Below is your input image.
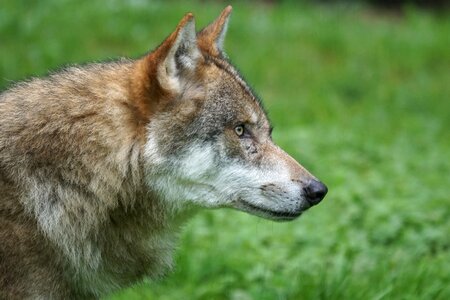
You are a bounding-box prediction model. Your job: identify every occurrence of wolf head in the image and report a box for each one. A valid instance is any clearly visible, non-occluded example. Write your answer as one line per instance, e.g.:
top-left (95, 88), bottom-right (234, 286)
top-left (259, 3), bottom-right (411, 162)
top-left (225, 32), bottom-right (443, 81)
top-left (136, 7), bottom-right (327, 221)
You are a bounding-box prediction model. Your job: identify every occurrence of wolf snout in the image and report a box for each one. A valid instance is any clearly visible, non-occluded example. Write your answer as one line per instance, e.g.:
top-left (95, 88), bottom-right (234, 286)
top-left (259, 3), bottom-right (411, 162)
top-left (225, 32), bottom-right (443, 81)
top-left (303, 180), bottom-right (328, 206)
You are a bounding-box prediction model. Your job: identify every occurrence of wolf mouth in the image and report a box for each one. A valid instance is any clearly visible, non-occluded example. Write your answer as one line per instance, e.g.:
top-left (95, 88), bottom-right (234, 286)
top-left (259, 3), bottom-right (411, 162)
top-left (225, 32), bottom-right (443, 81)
top-left (239, 199), bottom-right (303, 220)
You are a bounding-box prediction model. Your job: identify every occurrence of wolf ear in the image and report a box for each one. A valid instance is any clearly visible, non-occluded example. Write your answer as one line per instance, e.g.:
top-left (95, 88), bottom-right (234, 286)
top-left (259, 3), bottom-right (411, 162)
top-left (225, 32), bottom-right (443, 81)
top-left (145, 13), bottom-right (201, 93)
top-left (197, 6), bottom-right (232, 57)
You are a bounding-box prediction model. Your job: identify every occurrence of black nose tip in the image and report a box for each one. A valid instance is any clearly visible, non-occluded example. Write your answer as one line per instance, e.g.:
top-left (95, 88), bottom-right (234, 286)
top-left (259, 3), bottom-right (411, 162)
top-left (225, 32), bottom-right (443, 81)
top-left (304, 180), bottom-right (328, 205)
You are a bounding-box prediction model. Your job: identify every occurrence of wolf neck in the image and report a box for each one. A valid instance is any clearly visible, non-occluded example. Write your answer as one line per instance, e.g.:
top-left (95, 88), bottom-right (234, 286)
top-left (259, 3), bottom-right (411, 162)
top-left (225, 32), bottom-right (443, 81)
top-left (59, 172), bottom-right (199, 297)
top-left (69, 190), bottom-right (186, 297)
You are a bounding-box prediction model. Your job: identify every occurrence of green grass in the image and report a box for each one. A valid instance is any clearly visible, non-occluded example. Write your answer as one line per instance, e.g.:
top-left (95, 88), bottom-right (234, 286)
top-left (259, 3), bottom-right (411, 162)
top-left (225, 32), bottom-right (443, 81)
top-left (1, 1), bottom-right (449, 299)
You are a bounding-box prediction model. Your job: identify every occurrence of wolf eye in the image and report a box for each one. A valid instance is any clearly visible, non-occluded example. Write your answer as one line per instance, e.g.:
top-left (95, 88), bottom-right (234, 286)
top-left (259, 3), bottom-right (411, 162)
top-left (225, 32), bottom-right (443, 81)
top-left (234, 125), bottom-right (244, 137)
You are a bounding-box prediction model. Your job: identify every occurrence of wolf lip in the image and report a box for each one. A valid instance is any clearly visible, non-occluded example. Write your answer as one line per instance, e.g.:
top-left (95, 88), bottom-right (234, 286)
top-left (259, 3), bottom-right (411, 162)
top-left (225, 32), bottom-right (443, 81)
top-left (239, 200), bottom-right (302, 220)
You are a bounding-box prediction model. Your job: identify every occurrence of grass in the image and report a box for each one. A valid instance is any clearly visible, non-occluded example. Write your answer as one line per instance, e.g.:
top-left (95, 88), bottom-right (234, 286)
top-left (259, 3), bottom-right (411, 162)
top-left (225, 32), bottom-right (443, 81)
top-left (1, 1), bottom-right (449, 299)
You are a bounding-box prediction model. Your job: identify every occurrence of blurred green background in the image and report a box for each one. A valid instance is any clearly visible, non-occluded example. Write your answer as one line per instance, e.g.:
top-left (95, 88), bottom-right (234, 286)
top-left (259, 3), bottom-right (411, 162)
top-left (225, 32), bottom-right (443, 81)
top-left (1, 1), bottom-right (449, 299)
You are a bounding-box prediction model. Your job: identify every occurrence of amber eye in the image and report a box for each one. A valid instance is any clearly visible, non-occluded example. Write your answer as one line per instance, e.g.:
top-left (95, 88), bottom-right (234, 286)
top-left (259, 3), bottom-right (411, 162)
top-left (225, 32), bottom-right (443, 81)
top-left (234, 125), bottom-right (244, 137)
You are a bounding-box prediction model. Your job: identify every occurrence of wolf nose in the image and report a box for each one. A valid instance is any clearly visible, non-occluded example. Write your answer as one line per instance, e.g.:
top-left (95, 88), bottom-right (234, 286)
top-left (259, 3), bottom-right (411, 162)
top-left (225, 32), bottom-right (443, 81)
top-left (304, 180), bottom-right (328, 205)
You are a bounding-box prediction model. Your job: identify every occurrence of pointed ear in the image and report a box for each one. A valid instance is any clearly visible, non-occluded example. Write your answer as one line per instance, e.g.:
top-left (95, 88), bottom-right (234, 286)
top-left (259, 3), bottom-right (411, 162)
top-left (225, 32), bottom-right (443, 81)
top-left (197, 6), bottom-right (232, 57)
top-left (145, 13), bottom-right (201, 94)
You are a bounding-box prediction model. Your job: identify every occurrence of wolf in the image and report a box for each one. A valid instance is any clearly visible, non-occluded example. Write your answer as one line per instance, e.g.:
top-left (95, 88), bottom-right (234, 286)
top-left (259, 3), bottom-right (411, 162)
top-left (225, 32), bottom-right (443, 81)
top-left (0, 6), bottom-right (327, 299)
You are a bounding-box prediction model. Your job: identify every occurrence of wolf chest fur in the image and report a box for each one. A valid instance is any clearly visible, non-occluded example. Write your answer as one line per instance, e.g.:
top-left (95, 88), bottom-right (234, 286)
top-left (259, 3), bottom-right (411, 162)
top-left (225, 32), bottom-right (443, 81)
top-left (0, 6), bottom-right (327, 299)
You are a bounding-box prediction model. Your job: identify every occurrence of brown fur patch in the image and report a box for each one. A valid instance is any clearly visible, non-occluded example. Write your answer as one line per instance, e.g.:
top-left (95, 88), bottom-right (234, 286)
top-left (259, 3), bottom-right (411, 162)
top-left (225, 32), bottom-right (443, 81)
top-left (197, 6), bottom-right (232, 56)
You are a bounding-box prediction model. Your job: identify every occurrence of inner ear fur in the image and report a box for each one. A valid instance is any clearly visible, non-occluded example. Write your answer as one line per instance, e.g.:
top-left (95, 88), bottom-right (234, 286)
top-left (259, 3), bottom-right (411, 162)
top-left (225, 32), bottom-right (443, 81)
top-left (152, 13), bottom-right (201, 93)
top-left (130, 13), bottom-right (203, 119)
